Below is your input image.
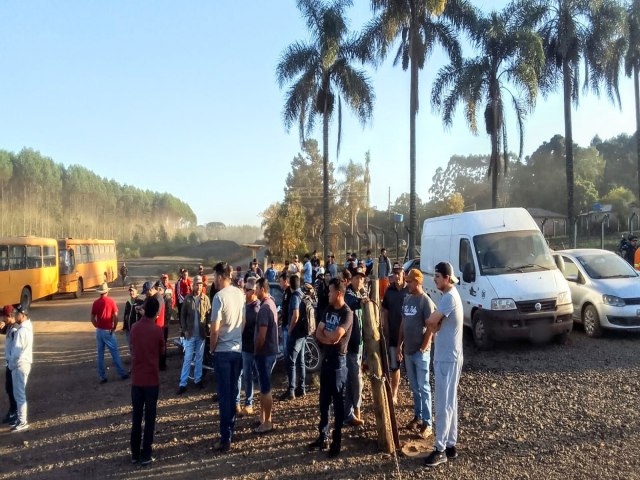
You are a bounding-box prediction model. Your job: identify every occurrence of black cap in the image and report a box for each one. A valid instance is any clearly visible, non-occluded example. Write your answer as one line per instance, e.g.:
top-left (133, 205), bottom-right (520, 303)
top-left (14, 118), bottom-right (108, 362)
top-left (15, 305), bottom-right (28, 315)
top-left (630, 235), bottom-right (638, 241)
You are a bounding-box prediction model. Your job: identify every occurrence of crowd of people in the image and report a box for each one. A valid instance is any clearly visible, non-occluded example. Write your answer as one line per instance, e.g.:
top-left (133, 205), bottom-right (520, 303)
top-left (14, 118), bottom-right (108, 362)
top-left (1, 248), bottom-right (464, 470)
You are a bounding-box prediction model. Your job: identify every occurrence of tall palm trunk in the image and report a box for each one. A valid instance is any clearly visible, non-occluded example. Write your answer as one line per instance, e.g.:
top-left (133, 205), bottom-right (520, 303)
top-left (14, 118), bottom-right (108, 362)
top-left (408, 13), bottom-right (419, 259)
top-left (635, 65), bottom-right (640, 203)
top-left (490, 80), bottom-right (500, 208)
top-left (562, 59), bottom-right (576, 244)
top-left (322, 92), bottom-right (330, 261)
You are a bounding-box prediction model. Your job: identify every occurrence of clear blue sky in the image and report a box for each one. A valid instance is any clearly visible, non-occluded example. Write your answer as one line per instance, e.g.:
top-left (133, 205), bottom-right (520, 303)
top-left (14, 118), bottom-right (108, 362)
top-left (0, 1), bottom-right (635, 227)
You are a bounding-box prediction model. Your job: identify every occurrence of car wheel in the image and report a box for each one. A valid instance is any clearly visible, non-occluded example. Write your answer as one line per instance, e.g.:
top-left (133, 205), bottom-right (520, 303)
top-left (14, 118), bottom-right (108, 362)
top-left (304, 336), bottom-right (322, 373)
top-left (582, 304), bottom-right (603, 338)
top-left (472, 310), bottom-right (494, 350)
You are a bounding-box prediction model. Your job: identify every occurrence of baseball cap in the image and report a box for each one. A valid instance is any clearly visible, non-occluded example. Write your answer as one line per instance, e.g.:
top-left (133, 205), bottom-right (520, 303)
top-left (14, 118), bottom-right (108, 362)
top-left (142, 281), bottom-right (152, 294)
top-left (244, 277), bottom-right (257, 291)
top-left (434, 262), bottom-right (459, 284)
top-left (392, 262), bottom-right (403, 272)
top-left (153, 280), bottom-right (163, 290)
top-left (353, 267), bottom-right (366, 278)
top-left (15, 305), bottom-right (28, 316)
top-left (2, 305), bottom-right (15, 316)
top-left (316, 267), bottom-right (325, 278)
top-left (406, 268), bottom-right (423, 284)
top-left (161, 273), bottom-right (168, 279)
top-left (193, 275), bottom-right (203, 285)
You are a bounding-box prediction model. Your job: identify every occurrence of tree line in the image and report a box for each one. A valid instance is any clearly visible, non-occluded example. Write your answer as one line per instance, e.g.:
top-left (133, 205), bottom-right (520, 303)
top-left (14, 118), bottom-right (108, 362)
top-left (277, 0), bottom-right (640, 259)
top-left (0, 147), bottom-right (196, 243)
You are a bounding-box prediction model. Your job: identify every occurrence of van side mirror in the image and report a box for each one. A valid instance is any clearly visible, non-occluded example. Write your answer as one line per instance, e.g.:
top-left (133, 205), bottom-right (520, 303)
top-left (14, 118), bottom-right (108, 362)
top-left (462, 262), bottom-right (475, 283)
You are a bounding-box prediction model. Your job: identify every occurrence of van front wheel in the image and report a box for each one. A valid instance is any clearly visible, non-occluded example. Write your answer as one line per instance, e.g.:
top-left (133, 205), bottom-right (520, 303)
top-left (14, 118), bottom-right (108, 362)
top-left (472, 311), bottom-right (494, 350)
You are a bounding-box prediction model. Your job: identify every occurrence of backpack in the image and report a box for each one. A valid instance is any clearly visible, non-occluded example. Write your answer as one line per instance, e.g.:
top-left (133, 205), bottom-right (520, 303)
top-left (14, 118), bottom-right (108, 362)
top-left (295, 289), bottom-right (317, 336)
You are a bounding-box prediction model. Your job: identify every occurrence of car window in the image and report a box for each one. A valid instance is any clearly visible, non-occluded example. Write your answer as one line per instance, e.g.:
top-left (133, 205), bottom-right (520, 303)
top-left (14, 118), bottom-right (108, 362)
top-left (561, 256), bottom-right (579, 279)
top-left (576, 253), bottom-right (638, 279)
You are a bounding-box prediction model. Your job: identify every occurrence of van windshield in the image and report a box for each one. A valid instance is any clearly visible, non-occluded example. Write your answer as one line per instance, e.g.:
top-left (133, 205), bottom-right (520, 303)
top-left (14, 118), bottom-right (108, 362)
top-left (474, 230), bottom-right (556, 275)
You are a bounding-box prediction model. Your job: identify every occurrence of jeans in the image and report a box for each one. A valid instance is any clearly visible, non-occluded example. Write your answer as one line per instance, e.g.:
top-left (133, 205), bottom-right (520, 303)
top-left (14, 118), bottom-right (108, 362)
top-left (5, 366), bottom-right (17, 414)
top-left (255, 354), bottom-right (276, 394)
top-left (318, 356), bottom-right (347, 443)
top-left (345, 346), bottom-right (363, 421)
top-left (213, 351), bottom-right (242, 444)
top-left (96, 329), bottom-right (127, 380)
top-left (404, 349), bottom-right (432, 425)
top-left (12, 364), bottom-right (30, 424)
top-left (434, 360), bottom-right (463, 451)
top-left (286, 335), bottom-right (306, 395)
top-left (281, 328), bottom-right (289, 357)
top-left (179, 336), bottom-right (205, 387)
top-left (131, 385), bottom-right (159, 461)
top-left (159, 326), bottom-right (168, 369)
top-left (240, 351), bottom-right (255, 406)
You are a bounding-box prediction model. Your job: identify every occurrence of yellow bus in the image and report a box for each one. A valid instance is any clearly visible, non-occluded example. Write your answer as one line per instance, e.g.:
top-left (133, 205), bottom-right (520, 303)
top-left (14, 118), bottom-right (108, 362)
top-left (0, 237), bottom-right (59, 309)
top-left (57, 239), bottom-right (118, 297)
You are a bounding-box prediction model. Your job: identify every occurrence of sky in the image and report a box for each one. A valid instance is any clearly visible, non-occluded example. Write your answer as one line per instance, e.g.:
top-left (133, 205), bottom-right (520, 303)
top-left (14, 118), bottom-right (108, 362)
top-left (0, 0), bottom-right (636, 228)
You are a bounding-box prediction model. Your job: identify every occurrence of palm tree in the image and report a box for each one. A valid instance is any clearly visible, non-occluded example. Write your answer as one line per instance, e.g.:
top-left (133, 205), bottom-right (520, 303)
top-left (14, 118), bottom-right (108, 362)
top-left (277, 0), bottom-right (374, 261)
top-left (431, 1), bottom-right (546, 207)
top-left (625, 0), bottom-right (640, 201)
top-left (338, 158), bottom-right (367, 245)
top-left (360, 0), bottom-right (473, 257)
top-left (539, 0), bottom-right (626, 241)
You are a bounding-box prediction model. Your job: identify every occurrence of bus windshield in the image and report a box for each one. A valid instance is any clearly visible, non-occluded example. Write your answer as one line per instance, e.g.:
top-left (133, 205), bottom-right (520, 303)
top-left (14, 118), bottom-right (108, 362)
top-left (474, 230), bottom-right (556, 275)
top-left (58, 249), bottom-right (75, 275)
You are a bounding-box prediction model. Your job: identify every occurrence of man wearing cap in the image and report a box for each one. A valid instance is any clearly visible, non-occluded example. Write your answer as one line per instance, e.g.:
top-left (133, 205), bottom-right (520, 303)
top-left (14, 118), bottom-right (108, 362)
top-left (315, 268), bottom-right (329, 316)
top-left (1, 306), bottom-right (18, 424)
top-left (198, 265), bottom-right (209, 295)
top-left (129, 297), bottom-right (165, 466)
top-left (381, 262), bottom-right (409, 404)
top-left (279, 271), bottom-right (292, 357)
top-left (238, 277), bottom-right (260, 416)
top-left (397, 268), bottom-right (436, 439)
top-left (280, 274), bottom-right (306, 400)
top-left (160, 274), bottom-right (176, 339)
top-left (7, 306), bottom-right (32, 432)
top-left (209, 262), bottom-right (245, 453)
top-left (343, 267), bottom-right (368, 426)
top-left (177, 275), bottom-right (211, 394)
top-left (378, 248), bottom-right (392, 300)
top-left (264, 260), bottom-right (278, 283)
top-left (91, 283), bottom-right (129, 383)
top-left (123, 285), bottom-right (143, 355)
top-left (424, 262), bottom-right (464, 468)
top-left (175, 269), bottom-right (193, 319)
top-left (364, 250), bottom-right (374, 277)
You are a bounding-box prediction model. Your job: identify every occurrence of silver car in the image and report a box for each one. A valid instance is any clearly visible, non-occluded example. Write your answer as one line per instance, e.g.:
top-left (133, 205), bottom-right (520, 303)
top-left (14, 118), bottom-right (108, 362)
top-left (554, 249), bottom-right (640, 337)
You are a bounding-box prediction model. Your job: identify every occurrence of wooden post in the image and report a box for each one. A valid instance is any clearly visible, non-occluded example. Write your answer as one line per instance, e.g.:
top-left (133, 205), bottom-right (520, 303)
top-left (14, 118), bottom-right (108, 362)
top-left (362, 279), bottom-right (395, 453)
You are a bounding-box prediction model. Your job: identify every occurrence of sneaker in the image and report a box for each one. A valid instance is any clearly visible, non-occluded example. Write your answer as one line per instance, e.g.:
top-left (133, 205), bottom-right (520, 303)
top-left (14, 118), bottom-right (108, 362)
top-left (99, 378), bottom-right (108, 384)
top-left (424, 449), bottom-right (447, 468)
top-left (327, 441), bottom-right (341, 458)
top-left (445, 445), bottom-right (458, 459)
top-left (2, 411), bottom-right (17, 424)
top-left (405, 416), bottom-right (420, 430)
top-left (295, 387), bottom-right (306, 398)
top-left (278, 391), bottom-right (295, 401)
top-left (10, 422), bottom-right (29, 432)
top-left (140, 456), bottom-right (155, 466)
top-left (307, 436), bottom-right (329, 451)
top-left (131, 456), bottom-right (139, 465)
top-left (254, 421), bottom-right (274, 434)
top-left (176, 386), bottom-right (187, 395)
top-left (418, 423), bottom-right (433, 438)
top-left (240, 405), bottom-right (254, 416)
top-left (214, 441), bottom-right (231, 453)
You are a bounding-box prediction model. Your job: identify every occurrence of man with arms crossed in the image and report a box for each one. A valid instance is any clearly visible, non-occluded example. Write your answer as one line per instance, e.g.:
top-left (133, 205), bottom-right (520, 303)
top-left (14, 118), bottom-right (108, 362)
top-left (424, 262), bottom-right (464, 468)
top-left (307, 278), bottom-right (353, 458)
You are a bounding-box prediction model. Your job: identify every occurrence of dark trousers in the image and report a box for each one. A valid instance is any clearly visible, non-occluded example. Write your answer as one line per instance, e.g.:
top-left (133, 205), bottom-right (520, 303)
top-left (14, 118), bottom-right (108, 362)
top-left (131, 385), bottom-right (159, 461)
top-left (159, 326), bottom-right (168, 369)
top-left (286, 335), bottom-right (306, 395)
top-left (318, 356), bottom-right (347, 444)
top-left (5, 366), bottom-right (17, 413)
top-left (213, 351), bottom-right (242, 444)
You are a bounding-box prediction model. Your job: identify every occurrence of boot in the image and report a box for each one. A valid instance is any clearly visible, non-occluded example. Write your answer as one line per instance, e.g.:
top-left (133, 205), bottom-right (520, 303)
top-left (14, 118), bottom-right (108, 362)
top-left (328, 429), bottom-right (341, 458)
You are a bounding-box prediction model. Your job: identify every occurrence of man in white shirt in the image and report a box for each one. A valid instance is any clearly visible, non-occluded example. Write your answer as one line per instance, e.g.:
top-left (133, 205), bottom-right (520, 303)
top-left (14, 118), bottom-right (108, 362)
top-left (8, 305), bottom-right (33, 432)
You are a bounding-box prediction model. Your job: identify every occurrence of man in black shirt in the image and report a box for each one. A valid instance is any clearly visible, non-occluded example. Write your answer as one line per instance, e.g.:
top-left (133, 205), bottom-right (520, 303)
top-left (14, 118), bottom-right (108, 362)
top-left (308, 278), bottom-right (353, 458)
top-left (279, 271), bottom-right (292, 363)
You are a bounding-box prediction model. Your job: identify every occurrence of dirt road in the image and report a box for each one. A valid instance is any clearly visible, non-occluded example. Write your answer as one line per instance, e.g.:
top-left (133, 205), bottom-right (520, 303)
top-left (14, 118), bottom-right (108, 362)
top-left (1, 289), bottom-right (640, 479)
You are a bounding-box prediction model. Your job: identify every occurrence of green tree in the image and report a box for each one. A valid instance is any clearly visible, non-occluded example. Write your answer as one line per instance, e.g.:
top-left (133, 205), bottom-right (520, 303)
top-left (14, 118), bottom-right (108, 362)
top-left (277, 0), bottom-right (374, 261)
top-left (361, 0), bottom-right (473, 257)
top-left (432, 0), bottom-right (545, 208)
top-left (602, 186), bottom-right (636, 224)
top-left (539, 0), bottom-right (626, 240)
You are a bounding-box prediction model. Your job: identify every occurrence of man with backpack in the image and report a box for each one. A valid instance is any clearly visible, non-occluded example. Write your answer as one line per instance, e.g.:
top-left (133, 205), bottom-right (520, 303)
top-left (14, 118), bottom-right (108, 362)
top-left (280, 274), bottom-right (307, 400)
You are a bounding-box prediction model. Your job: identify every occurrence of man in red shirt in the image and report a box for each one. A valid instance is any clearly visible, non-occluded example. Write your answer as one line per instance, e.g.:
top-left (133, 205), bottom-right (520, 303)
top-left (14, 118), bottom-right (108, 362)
top-left (129, 297), bottom-right (165, 466)
top-left (198, 265), bottom-right (209, 295)
top-left (175, 270), bottom-right (193, 318)
top-left (91, 283), bottom-right (128, 383)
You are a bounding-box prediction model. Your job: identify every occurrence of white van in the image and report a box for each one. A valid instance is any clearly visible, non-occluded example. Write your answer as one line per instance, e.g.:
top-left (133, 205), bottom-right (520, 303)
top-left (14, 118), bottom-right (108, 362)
top-left (420, 208), bottom-right (573, 349)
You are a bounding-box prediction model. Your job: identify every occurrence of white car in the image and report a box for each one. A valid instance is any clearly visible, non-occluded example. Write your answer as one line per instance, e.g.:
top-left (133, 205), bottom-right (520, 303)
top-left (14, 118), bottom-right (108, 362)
top-left (555, 249), bottom-right (640, 337)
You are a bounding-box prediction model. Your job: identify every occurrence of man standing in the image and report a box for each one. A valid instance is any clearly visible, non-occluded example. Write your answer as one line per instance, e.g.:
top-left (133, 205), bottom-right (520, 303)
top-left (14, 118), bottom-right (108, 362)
top-left (328, 254), bottom-right (338, 280)
top-left (130, 297), bottom-right (165, 466)
top-left (279, 272), bottom-right (292, 358)
top-left (264, 260), bottom-right (278, 283)
top-left (123, 285), bottom-right (143, 355)
top-left (302, 254), bottom-right (313, 285)
top-left (239, 277), bottom-right (260, 416)
top-left (364, 250), bottom-right (374, 277)
top-left (120, 263), bottom-right (128, 287)
top-left (344, 267), bottom-right (367, 427)
top-left (1, 306), bottom-right (17, 425)
top-left (308, 278), bottom-right (353, 458)
top-left (198, 265), bottom-right (209, 295)
top-left (209, 262), bottom-right (245, 453)
top-left (424, 262), bottom-right (464, 468)
top-left (91, 283), bottom-right (128, 383)
top-left (378, 248), bottom-right (392, 300)
top-left (175, 269), bottom-right (193, 319)
top-left (281, 274), bottom-right (306, 400)
top-left (8, 305), bottom-right (33, 432)
top-left (178, 275), bottom-right (211, 394)
top-left (253, 278), bottom-right (278, 434)
top-left (147, 281), bottom-right (167, 370)
top-left (160, 274), bottom-right (175, 341)
top-left (381, 263), bottom-right (409, 404)
top-left (397, 268), bottom-right (435, 439)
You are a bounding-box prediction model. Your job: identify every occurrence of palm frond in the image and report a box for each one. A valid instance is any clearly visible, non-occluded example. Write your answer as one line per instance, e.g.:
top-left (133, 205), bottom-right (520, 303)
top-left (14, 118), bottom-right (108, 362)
top-left (332, 63), bottom-right (375, 126)
top-left (276, 42), bottom-right (319, 87)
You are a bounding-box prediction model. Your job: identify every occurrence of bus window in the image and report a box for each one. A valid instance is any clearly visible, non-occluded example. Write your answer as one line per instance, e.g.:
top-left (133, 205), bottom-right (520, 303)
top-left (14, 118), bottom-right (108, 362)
top-left (0, 246), bottom-right (8, 271)
top-left (43, 245), bottom-right (56, 267)
top-left (27, 245), bottom-right (42, 269)
top-left (9, 245), bottom-right (26, 270)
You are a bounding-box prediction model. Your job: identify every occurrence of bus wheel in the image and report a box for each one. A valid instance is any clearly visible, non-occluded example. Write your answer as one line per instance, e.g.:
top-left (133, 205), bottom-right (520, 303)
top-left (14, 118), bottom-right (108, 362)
top-left (74, 278), bottom-right (84, 299)
top-left (20, 288), bottom-right (32, 310)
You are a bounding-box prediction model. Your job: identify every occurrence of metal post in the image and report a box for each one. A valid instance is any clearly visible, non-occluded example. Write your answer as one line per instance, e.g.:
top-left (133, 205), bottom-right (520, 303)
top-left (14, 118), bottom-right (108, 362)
top-left (601, 213), bottom-right (610, 249)
top-left (573, 216), bottom-right (580, 248)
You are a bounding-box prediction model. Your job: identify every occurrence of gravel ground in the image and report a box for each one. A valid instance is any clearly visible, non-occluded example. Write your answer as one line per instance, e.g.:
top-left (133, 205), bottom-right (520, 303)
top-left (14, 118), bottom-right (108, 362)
top-left (1, 294), bottom-right (639, 480)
